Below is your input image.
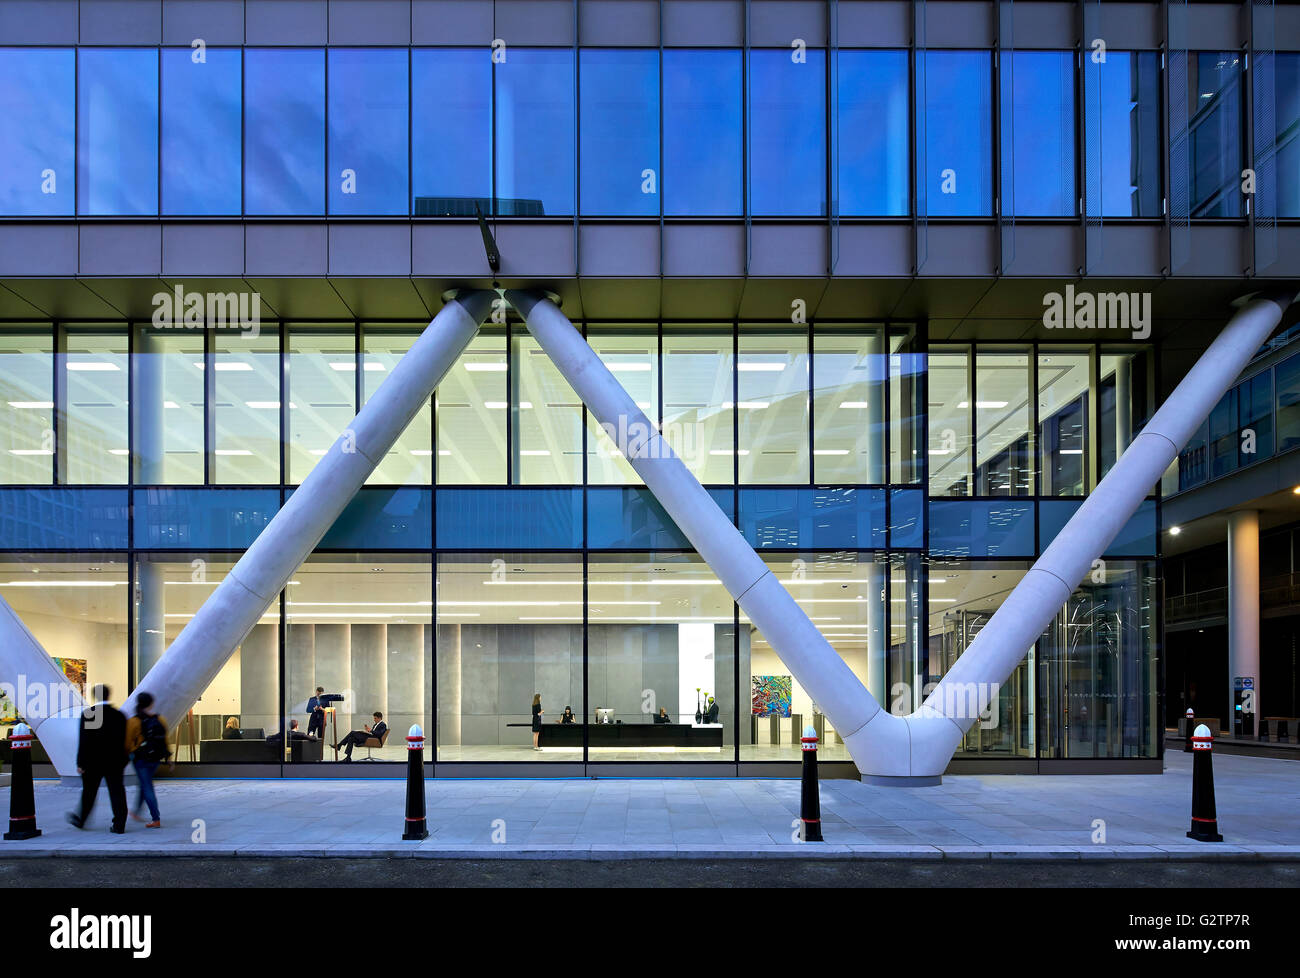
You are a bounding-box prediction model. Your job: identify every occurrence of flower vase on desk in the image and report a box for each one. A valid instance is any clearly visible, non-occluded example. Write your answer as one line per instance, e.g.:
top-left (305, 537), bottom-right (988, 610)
top-left (695, 690), bottom-right (703, 725)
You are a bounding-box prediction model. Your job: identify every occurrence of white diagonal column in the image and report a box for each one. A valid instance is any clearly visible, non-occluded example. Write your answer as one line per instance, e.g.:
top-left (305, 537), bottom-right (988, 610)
top-left (924, 294), bottom-right (1295, 737)
top-left (121, 291), bottom-right (496, 738)
top-left (505, 290), bottom-right (896, 750)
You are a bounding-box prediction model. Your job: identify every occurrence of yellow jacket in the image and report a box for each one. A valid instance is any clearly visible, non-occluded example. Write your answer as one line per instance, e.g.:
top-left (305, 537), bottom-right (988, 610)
top-left (125, 714), bottom-right (169, 755)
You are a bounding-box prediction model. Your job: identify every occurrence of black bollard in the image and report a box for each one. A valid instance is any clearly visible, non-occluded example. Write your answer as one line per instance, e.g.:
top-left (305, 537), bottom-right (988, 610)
top-left (799, 723), bottom-right (823, 843)
top-left (1186, 724), bottom-right (1223, 843)
top-left (402, 724), bottom-right (428, 841)
top-left (1183, 708), bottom-right (1195, 753)
top-left (4, 723), bottom-right (42, 840)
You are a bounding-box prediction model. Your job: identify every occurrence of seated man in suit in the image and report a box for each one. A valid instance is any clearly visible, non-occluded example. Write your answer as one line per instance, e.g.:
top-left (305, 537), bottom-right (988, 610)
top-left (267, 719), bottom-right (316, 747)
top-left (705, 697), bottom-right (720, 724)
top-left (335, 711), bottom-right (388, 761)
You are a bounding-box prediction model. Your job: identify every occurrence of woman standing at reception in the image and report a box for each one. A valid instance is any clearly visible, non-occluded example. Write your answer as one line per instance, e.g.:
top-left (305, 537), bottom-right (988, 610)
top-left (532, 693), bottom-right (544, 751)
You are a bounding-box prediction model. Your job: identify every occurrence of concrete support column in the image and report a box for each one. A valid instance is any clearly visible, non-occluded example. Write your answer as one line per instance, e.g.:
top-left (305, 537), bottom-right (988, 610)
top-left (739, 626), bottom-right (752, 746)
top-left (386, 623), bottom-right (425, 746)
top-left (314, 624), bottom-right (352, 734)
top-left (286, 623), bottom-right (315, 723)
top-left (437, 624), bottom-right (462, 748)
top-left (135, 328), bottom-right (166, 484)
top-left (1115, 354), bottom-right (1132, 455)
top-left (865, 331), bottom-right (887, 485)
top-left (350, 624), bottom-right (388, 736)
top-left (239, 624), bottom-right (278, 735)
top-left (135, 560), bottom-right (167, 680)
top-left (1228, 509), bottom-right (1261, 729)
top-left (865, 561), bottom-right (886, 705)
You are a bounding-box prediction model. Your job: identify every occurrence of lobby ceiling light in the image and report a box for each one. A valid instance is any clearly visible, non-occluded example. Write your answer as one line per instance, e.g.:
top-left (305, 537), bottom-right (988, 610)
top-left (464, 362), bottom-right (507, 372)
top-left (9, 449), bottom-right (52, 455)
top-left (607, 363), bottom-right (651, 372)
top-left (1169, 526), bottom-right (1181, 536)
top-left (813, 449), bottom-right (849, 456)
top-left (737, 362), bottom-right (786, 372)
top-left (520, 449), bottom-right (551, 456)
top-left (8, 401), bottom-right (53, 409)
top-left (66, 362), bottom-right (120, 371)
top-left (4, 580), bottom-right (123, 587)
top-left (838, 401), bottom-right (872, 409)
top-left (194, 362), bottom-right (253, 371)
top-left (329, 362), bottom-right (385, 372)
top-left (1292, 486), bottom-right (1300, 495)
top-left (214, 449), bottom-right (254, 456)
top-left (928, 448), bottom-right (952, 456)
top-left (958, 400), bottom-right (1009, 409)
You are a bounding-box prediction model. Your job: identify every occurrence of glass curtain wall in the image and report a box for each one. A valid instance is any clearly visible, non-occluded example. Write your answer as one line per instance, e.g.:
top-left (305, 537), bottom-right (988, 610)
top-left (363, 327), bottom-right (431, 485)
top-left (738, 328), bottom-right (809, 483)
top-left (586, 326), bottom-right (659, 485)
top-left (212, 327), bottom-right (280, 484)
top-left (662, 326), bottom-right (735, 484)
top-left (285, 554), bottom-right (432, 762)
top-left (0, 557), bottom-right (128, 726)
top-left (436, 328), bottom-right (507, 484)
top-left (812, 326), bottom-right (887, 483)
top-left (436, 553), bottom-right (581, 762)
top-left (0, 329), bottom-right (54, 483)
top-left (133, 555), bottom-right (280, 761)
top-left (133, 326), bottom-right (204, 485)
top-left (0, 48), bottom-right (74, 215)
top-left (287, 326), bottom-right (357, 484)
top-left (588, 553), bottom-right (734, 761)
top-left (62, 330), bottom-right (129, 485)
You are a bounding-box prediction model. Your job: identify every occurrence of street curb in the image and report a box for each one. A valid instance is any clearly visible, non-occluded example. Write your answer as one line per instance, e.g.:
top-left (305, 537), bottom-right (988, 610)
top-left (3, 845), bottom-right (1299, 862)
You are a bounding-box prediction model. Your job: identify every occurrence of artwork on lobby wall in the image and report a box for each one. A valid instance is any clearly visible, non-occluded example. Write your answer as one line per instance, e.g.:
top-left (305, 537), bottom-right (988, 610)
top-left (54, 657), bottom-right (87, 698)
top-left (751, 675), bottom-right (792, 717)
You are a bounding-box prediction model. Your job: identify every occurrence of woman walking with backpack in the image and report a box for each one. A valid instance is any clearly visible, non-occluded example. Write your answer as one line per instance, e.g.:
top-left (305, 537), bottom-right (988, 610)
top-left (125, 692), bottom-right (170, 828)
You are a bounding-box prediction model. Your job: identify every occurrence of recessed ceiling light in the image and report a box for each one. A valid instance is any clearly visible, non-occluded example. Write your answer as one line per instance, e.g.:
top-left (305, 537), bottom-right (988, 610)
top-left (1169, 526), bottom-right (1181, 536)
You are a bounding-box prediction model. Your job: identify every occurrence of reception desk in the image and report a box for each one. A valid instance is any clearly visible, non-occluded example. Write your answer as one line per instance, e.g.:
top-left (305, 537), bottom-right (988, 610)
top-left (532, 723), bottom-right (723, 750)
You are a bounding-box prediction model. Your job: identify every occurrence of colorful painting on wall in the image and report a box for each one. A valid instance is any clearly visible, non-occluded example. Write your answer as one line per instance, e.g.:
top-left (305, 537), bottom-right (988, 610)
top-left (751, 675), bottom-right (792, 717)
top-left (54, 657), bottom-right (87, 698)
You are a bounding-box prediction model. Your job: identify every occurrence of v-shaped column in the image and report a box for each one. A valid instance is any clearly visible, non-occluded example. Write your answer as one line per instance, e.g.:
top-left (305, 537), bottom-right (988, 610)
top-left (508, 289), bottom-right (1295, 783)
top-left (0, 291), bottom-right (496, 776)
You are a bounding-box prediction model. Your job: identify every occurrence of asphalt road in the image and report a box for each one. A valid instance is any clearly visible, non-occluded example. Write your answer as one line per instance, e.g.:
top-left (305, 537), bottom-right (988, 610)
top-left (4, 857), bottom-right (1297, 888)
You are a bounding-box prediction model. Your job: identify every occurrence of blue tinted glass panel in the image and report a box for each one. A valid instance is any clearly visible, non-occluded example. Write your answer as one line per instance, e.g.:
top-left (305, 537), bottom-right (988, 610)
top-left (412, 48), bottom-right (491, 214)
top-left (1085, 51), bottom-right (1162, 217)
top-left (495, 49), bottom-right (574, 216)
top-left (889, 487), bottom-right (924, 549)
top-left (1038, 499), bottom-right (1157, 557)
top-left (1001, 51), bottom-right (1075, 217)
top-left (837, 50), bottom-right (908, 216)
top-left (0, 48), bottom-right (75, 216)
top-left (0, 488), bottom-right (128, 549)
top-left (437, 488), bottom-right (583, 549)
top-left (917, 51), bottom-right (992, 216)
top-left (581, 49), bottom-right (658, 216)
top-left (663, 49), bottom-right (742, 216)
top-left (749, 49), bottom-right (826, 216)
top-left (1187, 52), bottom-right (1244, 217)
top-left (739, 488), bottom-right (885, 550)
top-left (161, 48), bottom-right (240, 215)
top-left (1277, 352), bottom-right (1300, 453)
top-left (928, 499), bottom-right (1034, 557)
top-left (328, 48), bottom-right (409, 216)
top-left (1279, 54), bottom-right (1300, 218)
top-left (77, 48), bottom-right (158, 215)
top-left (134, 488), bottom-right (279, 549)
top-left (312, 487), bottom-right (431, 549)
top-left (245, 48), bottom-right (325, 215)
top-left (588, 487), bottom-right (734, 550)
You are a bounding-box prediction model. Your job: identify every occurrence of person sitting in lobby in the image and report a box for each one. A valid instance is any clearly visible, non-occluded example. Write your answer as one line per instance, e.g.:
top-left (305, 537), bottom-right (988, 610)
top-left (223, 716), bottom-right (242, 739)
top-left (334, 711), bottom-right (388, 762)
top-left (705, 697), bottom-right (719, 724)
top-left (267, 719), bottom-right (316, 747)
top-left (654, 708), bottom-right (672, 724)
top-left (559, 706), bottom-right (576, 724)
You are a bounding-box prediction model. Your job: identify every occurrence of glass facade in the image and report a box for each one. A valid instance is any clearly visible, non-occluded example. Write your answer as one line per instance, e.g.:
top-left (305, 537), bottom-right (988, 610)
top-left (0, 318), bottom-right (1162, 767)
top-left (1, 43), bottom-right (1291, 220)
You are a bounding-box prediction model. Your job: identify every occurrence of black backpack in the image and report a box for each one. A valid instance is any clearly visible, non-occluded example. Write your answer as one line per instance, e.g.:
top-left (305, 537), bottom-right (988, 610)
top-left (137, 715), bottom-right (171, 763)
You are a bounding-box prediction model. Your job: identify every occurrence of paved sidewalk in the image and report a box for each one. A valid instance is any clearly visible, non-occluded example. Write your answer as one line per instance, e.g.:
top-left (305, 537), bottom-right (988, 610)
top-left (4, 751), bottom-right (1298, 860)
